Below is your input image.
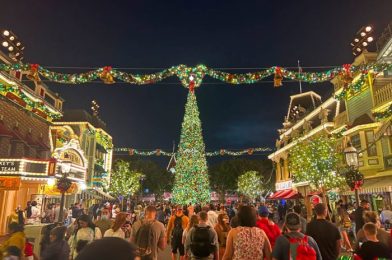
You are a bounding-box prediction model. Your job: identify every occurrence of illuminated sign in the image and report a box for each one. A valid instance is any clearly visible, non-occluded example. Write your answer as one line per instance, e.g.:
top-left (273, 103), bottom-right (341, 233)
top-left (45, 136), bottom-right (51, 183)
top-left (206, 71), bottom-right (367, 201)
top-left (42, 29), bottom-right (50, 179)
top-left (0, 177), bottom-right (21, 190)
top-left (276, 180), bottom-right (293, 191)
top-left (0, 161), bottom-right (20, 172)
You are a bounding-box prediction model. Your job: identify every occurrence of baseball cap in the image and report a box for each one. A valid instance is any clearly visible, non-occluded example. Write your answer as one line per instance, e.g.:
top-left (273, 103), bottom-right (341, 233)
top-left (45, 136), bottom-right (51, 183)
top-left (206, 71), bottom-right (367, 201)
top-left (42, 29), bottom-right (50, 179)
top-left (258, 206), bottom-right (269, 217)
top-left (285, 212), bottom-right (301, 230)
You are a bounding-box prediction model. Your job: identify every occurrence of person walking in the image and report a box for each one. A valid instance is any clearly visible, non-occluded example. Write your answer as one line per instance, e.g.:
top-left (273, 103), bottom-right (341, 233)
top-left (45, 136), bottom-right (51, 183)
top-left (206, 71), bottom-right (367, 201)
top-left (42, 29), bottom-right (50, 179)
top-left (356, 223), bottom-right (391, 260)
top-left (355, 199), bottom-right (370, 234)
top-left (0, 223), bottom-right (26, 260)
top-left (256, 206), bottom-right (281, 249)
top-left (272, 212), bottom-right (321, 260)
top-left (336, 204), bottom-right (353, 252)
top-left (68, 214), bottom-right (102, 259)
top-left (131, 205), bottom-right (166, 260)
top-left (94, 208), bottom-right (112, 236)
top-left (104, 212), bottom-right (127, 239)
top-left (355, 211), bottom-right (392, 251)
top-left (380, 206), bottom-right (392, 226)
top-left (306, 203), bottom-right (341, 260)
top-left (293, 205), bottom-right (307, 233)
top-left (183, 215), bottom-right (200, 259)
top-left (167, 205), bottom-right (189, 260)
top-left (185, 211), bottom-right (219, 260)
top-left (207, 205), bottom-right (218, 228)
top-left (41, 226), bottom-right (70, 260)
top-left (214, 213), bottom-right (231, 260)
top-left (223, 205), bottom-right (272, 260)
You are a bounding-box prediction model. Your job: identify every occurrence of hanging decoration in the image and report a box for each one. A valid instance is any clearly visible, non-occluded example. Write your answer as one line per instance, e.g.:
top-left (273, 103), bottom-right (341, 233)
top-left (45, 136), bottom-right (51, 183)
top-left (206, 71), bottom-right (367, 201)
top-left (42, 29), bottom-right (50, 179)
top-left (273, 67), bottom-right (283, 87)
top-left (114, 147), bottom-right (272, 156)
top-left (1, 63), bottom-right (391, 92)
top-left (345, 169), bottom-right (364, 191)
top-left (56, 175), bottom-right (72, 193)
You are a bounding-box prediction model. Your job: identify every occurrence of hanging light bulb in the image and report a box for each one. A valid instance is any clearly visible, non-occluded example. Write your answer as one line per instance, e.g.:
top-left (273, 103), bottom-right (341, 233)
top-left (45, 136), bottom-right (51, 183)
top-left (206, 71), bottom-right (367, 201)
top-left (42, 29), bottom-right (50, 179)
top-left (365, 26), bottom-right (372, 32)
top-left (2, 41), bottom-right (8, 47)
top-left (362, 42), bottom-right (368, 47)
top-left (3, 30), bottom-right (9, 36)
top-left (8, 46), bottom-right (13, 51)
top-left (367, 36), bottom-right (374, 42)
top-left (360, 32), bottom-right (366, 37)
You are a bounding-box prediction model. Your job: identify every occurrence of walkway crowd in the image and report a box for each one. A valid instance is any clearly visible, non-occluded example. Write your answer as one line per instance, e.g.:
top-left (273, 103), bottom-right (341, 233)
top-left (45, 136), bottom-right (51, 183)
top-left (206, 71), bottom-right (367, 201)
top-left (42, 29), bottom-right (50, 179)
top-left (0, 199), bottom-right (392, 259)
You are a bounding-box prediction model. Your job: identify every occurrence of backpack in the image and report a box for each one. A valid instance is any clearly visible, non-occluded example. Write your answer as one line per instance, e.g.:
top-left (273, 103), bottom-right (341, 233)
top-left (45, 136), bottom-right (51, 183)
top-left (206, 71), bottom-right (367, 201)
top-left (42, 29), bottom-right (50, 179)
top-left (135, 220), bottom-right (154, 260)
top-left (285, 235), bottom-right (316, 260)
top-left (190, 226), bottom-right (215, 258)
top-left (171, 216), bottom-right (183, 242)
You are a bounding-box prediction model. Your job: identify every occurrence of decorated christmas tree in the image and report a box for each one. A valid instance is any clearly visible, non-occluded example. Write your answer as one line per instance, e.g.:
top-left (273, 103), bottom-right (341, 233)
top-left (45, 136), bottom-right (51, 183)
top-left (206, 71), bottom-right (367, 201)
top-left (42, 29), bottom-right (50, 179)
top-left (172, 91), bottom-right (210, 205)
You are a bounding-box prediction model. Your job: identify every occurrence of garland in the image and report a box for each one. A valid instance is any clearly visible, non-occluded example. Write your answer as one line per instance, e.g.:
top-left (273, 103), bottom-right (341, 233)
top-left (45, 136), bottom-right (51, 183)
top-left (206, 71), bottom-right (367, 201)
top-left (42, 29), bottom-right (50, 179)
top-left (373, 104), bottom-right (392, 121)
top-left (114, 147), bottom-right (272, 156)
top-left (0, 83), bottom-right (62, 120)
top-left (345, 169), bottom-right (364, 191)
top-left (1, 63), bottom-right (391, 91)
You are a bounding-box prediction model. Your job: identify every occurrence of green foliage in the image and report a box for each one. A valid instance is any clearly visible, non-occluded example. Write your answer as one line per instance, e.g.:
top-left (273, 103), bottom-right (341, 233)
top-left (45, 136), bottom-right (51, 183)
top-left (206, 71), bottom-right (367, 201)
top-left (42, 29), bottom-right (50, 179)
top-left (238, 171), bottom-right (263, 199)
top-left (172, 92), bottom-right (210, 204)
top-left (289, 135), bottom-right (345, 190)
top-left (108, 160), bottom-right (143, 197)
top-left (209, 159), bottom-right (273, 197)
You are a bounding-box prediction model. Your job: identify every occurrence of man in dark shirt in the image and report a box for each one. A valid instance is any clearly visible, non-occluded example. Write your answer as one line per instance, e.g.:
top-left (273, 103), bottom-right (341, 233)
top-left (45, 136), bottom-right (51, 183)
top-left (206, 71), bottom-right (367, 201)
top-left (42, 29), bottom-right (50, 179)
top-left (306, 203), bottom-right (341, 260)
top-left (356, 223), bottom-right (390, 260)
top-left (354, 199), bottom-right (370, 234)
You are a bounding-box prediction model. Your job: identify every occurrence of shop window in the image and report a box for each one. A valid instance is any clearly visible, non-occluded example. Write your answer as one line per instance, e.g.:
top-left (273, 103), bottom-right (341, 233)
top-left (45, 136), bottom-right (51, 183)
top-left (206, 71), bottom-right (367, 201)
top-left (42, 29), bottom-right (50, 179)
top-left (365, 130), bottom-right (377, 156)
top-left (351, 134), bottom-right (361, 150)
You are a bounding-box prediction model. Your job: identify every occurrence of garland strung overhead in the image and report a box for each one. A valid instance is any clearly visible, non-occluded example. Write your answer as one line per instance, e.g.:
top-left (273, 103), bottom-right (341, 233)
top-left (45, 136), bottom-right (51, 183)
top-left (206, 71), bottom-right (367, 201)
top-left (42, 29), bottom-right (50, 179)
top-left (1, 63), bottom-right (391, 93)
top-left (114, 147), bottom-right (272, 156)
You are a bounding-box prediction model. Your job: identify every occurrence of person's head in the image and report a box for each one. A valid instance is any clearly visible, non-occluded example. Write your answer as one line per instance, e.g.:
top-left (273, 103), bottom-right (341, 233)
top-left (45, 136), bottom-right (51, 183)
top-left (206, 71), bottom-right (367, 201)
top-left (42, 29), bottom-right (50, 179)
top-left (50, 226), bottom-right (67, 242)
top-left (77, 214), bottom-right (94, 229)
top-left (8, 222), bottom-right (23, 234)
top-left (293, 205), bottom-right (302, 215)
top-left (145, 205), bottom-right (157, 219)
top-left (285, 212), bottom-right (301, 231)
top-left (6, 246), bottom-right (21, 257)
top-left (209, 204), bottom-right (216, 211)
top-left (361, 199), bottom-right (370, 210)
top-left (175, 205), bottom-right (183, 216)
top-left (187, 215), bottom-right (200, 230)
top-left (112, 213), bottom-right (127, 232)
top-left (31, 201), bottom-right (37, 207)
top-left (100, 208), bottom-right (110, 220)
top-left (198, 211), bottom-right (208, 223)
top-left (26, 201), bottom-right (31, 206)
top-left (75, 237), bottom-right (137, 260)
top-left (363, 211), bottom-right (380, 225)
top-left (314, 203), bottom-right (327, 218)
top-left (363, 223), bottom-right (377, 240)
top-left (218, 213), bottom-right (230, 228)
top-left (238, 205), bottom-right (257, 227)
top-left (258, 206), bottom-right (269, 218)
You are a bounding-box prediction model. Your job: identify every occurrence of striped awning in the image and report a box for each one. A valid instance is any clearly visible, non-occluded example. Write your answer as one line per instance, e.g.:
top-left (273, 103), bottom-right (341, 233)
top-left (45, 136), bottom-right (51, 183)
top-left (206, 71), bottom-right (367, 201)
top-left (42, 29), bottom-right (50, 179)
top-left (340, 176), bottom-right (392, 196)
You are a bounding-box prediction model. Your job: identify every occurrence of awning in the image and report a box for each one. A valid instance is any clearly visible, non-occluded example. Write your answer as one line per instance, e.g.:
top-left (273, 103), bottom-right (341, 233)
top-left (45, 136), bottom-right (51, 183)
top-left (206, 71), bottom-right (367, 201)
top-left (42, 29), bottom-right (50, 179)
top-left (268, 189), bottom-right (300, 200)
top-left (340, 176), bottom-right (392, 196)
top-left (84, 188), bottom-right (114, 200)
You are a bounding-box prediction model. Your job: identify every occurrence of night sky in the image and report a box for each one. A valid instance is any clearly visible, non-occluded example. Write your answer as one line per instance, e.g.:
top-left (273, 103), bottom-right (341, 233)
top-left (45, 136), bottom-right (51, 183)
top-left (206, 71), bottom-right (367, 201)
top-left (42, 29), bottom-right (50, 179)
top-left (1, 1), bottom-right (391, 157)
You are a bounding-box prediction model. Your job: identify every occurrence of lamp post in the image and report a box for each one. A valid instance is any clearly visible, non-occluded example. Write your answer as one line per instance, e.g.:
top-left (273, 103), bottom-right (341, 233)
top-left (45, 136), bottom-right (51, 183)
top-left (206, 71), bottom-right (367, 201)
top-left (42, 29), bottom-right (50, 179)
top-left (57, 161), bottom-right (72, 223)
top-left (344, 142), bottom-right (361, 206)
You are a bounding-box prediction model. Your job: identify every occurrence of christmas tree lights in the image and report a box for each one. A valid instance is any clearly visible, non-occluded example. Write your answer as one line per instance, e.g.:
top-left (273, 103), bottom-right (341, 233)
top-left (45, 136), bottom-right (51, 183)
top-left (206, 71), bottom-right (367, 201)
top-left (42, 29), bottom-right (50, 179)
top-left (237, 170), bottom-right (263, 200)
top-left (289, 135), bottom-right (346, 190)
top-left (108, 160), bottom-right (143, 197)
top-left (172, 91), bottom-right (210, 205)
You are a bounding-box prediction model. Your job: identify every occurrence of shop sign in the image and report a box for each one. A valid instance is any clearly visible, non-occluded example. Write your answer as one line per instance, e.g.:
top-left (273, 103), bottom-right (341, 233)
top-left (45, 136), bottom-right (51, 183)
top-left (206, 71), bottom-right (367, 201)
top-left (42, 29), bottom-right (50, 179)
top-left (276, 180), bottom-right (293, 191)
top-left (0, 161), bottom-right (20, 172)
top-left (0, 177), bottom-right (21, 190)
top-left (385, 155), bottom-right (392, 169)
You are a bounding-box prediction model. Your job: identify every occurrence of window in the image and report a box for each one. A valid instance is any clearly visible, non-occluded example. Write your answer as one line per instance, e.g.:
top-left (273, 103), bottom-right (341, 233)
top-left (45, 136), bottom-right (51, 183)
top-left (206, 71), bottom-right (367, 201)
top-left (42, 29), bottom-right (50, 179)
top-left (44, 94), bottom-right (56, 106)
top-left (365, 130), bottom-right (377, 156)
top-left (351, 134), bottom-right (361, 150)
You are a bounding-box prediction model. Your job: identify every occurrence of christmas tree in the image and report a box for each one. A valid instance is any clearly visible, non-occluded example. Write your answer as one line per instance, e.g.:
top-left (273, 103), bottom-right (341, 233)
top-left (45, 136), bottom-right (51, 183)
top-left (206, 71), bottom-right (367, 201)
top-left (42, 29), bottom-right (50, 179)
top-left (172, 91), bottom-right (210, 205)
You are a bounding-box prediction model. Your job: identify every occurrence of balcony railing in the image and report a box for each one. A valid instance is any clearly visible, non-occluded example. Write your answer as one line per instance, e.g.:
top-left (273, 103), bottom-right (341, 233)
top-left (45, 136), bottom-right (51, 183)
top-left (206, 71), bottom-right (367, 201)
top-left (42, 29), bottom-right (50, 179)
top-left (374, 82), bottom-right (392, 108)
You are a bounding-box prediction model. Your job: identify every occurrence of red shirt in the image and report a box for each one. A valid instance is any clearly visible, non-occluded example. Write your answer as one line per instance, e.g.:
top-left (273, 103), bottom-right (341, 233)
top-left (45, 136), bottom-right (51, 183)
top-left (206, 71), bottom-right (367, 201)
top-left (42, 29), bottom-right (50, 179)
top-left (256, 218), bottom-right (281, 248)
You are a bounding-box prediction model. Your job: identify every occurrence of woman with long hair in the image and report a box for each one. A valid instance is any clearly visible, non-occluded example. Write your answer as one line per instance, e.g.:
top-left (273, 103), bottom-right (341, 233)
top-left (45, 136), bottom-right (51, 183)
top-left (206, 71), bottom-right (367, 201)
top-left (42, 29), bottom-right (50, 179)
top-left (214, 213), bottom-right (231, 260)
top-left (223, 205), bottom-right (272, 260)
top-left (104, 212), bottom-right (127, 239)
top-left (41, 226), bottom-right (70, 260)
top-left (183, 214), bottom-right (199, 260)
top-left (69, 214), bottom-right (102, 259)
top-left (337, 204), bottom-right (353, 252)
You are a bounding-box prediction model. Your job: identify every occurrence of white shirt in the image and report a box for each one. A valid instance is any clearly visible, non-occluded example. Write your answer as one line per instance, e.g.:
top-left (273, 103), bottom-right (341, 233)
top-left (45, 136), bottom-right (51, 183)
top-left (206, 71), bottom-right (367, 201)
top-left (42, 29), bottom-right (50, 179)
top-left (104, 228), bottom-right (125, 239)
top-left (207, 210), bottom-right (218, 227)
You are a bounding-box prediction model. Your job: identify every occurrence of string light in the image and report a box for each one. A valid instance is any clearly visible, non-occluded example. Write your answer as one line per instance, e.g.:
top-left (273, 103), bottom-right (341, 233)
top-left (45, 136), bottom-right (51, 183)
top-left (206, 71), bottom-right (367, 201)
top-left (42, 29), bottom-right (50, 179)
top-left (238, 171), bottom-right (263, 199)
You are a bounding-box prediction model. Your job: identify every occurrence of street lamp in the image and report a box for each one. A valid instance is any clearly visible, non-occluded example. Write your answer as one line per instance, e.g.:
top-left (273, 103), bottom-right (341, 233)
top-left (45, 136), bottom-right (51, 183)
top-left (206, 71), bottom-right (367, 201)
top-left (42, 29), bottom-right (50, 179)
top-left (57, 160), bottom-right (72, 223)
top-left (344, 142), bottom-right (361, 206)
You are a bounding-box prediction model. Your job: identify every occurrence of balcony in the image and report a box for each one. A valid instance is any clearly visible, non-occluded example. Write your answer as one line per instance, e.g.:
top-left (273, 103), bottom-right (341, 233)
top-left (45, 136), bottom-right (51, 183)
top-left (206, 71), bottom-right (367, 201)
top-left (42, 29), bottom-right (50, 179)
top-left (374, 82), bottom-right (392, 108)
top-left (334, 111), bottom-right (348, 128)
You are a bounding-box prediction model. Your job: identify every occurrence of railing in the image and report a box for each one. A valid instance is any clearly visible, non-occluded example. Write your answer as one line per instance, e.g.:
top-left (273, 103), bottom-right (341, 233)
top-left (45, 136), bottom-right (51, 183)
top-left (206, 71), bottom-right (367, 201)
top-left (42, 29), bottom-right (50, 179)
top-left (374, 82), bottom-right (392, 107)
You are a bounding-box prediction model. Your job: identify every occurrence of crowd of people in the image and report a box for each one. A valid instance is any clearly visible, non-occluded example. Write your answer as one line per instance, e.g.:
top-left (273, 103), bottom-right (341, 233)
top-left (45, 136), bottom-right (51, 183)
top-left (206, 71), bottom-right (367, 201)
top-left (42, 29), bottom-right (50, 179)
top-left (0, 199), bottom-right (392, 260)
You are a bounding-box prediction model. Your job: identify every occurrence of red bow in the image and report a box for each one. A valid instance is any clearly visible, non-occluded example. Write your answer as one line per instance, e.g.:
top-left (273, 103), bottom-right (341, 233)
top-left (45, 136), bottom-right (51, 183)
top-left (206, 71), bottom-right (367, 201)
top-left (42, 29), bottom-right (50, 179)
top-left (189, 81), bottom-right (195, 93)
top-left (103, 66), bottom-right (112, 73)
top-left (30, 64), bottom-right (39, 71)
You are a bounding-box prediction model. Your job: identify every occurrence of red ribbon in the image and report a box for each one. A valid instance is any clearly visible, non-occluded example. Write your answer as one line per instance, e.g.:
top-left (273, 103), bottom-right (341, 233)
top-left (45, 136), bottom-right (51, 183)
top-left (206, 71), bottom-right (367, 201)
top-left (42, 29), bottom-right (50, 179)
top-left (103, 66), bottom-right (112, 73)
top-left (30, 64), bottom-right (39, 71)
top-left (189, 81), bottom-right (195, 93)
top-left (275, 66), bottom-right (282, 75)
top-left (343, 64), bottom-right (351, 73)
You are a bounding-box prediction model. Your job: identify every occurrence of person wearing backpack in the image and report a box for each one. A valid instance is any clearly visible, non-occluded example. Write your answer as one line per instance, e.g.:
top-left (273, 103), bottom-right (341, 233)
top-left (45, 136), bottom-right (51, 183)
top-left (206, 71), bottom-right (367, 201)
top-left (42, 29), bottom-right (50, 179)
top-left (131, 205), bottom-right (166, 260)
top-left (167, 205), bottom-right (189, 260)
top-left (185, 211), bottom-right (219, 260)
top-left (306, 203), bottom-right (341, 260)
top-left (272, 212), bottom-right (321, 260)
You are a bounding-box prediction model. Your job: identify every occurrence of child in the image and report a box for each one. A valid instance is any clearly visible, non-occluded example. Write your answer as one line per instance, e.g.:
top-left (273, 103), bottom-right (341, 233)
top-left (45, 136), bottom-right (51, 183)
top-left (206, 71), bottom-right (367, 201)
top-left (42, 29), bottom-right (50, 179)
top-left (356, 223), bottom-right (390, 260)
